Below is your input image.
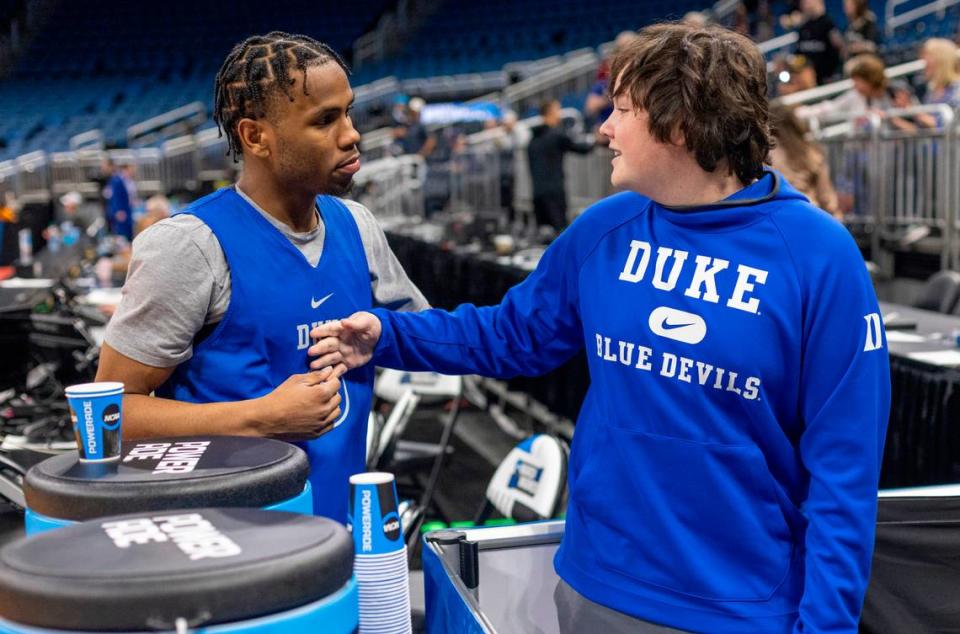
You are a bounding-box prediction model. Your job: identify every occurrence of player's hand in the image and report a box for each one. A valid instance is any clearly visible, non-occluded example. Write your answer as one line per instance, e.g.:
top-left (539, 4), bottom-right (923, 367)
top-left (309, 311), bottom-right (382, 370)
top-left (257, 365), bottom-right (347, 439)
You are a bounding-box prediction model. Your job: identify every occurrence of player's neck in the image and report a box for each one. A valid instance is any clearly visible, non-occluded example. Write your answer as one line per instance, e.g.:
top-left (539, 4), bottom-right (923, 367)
top-left (650, 162), bottom-right (747, 208)
top-left (236, 172), bottom-right (317, 233)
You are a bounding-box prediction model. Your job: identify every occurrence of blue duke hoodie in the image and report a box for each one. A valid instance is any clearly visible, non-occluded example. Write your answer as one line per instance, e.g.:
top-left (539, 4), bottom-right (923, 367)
top-left (371, 171), bottom-right (890, 633)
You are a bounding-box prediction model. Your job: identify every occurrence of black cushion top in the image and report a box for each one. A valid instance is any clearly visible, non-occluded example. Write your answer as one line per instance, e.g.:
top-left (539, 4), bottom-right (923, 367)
top-left (24, 436), bottom-right (309, 520)
top-left (0, 507), bottom-right (353, 630)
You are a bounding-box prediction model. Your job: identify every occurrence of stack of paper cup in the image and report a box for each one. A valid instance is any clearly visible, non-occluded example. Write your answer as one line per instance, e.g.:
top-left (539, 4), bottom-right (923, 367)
top-left (348, 472), bottom-right (412, 634)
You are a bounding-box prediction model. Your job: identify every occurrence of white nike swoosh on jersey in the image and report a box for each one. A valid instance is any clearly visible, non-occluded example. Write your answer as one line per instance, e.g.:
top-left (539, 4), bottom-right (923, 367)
top-left (648, 306), bottom-right (707, 344)
top-left (311, 292), bottom-right (334, 309)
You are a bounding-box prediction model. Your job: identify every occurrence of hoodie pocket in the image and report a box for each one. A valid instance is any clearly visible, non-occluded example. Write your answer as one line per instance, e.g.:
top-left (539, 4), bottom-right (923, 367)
top-left (574, 424), bottom-right (793, 602)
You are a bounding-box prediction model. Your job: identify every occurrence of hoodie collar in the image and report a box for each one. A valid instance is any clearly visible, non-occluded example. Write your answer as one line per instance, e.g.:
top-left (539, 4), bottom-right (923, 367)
top-left (650, 170), bottom-right (804, 231)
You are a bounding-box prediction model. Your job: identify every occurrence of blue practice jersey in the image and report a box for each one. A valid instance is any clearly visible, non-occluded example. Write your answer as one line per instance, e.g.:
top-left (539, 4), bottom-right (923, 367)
top-left (370, 171), bottom-right (890, 633)
top-left (157, 188), bottom-right (374, 523)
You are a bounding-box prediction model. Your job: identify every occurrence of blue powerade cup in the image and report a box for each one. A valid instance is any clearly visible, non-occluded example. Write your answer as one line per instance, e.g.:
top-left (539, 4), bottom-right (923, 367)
top-left (64, 381), bottom-right (125, 461)
top-left (348, 472), bottom-right (404, 556)
top-left (24, 436), bottom-right (313, 535)
top-left (0, 508), bottom-right (358, 633)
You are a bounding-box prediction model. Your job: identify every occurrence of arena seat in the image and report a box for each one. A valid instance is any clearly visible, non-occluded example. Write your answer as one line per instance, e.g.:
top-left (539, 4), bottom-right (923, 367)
top-left (913, 270), bottom-right (960, 314)
top-left (0, 0), bottom-right (392, 160)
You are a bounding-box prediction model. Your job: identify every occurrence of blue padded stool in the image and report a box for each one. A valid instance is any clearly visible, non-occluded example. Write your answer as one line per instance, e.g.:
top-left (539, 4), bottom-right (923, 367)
top-left (24, 436), bottom-right (313, 535)
top-left (0, 508), bottom-right (357, 633)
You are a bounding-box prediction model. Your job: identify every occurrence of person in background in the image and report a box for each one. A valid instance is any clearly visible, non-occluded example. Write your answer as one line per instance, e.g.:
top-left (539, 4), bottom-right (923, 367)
top-left (681, 11), bottom-right (709, 28)
top-left (768, 103), bottom-right (841, 217)
top-left (492, 111), bottom-right (521, 228)
top-left (0, 192), bottom-right (18, 266)
top-left (58, 191), bottom-right (83, 227)
top-left (394, 97), bottom-right (436, 158)
top-left (913, 38), bottom-right (960, 128)
top-left (783, 0), bottom-right (843, 84)
top-left (390, 94), bottom-right (409, 126)
top-left (843, 0), bottom-right (880, 57)
top-left (527, 99), bottom-right (596, 233)
top-left (735, 0), bottom-right (773, 41)
top-left (773, 54), bottom-right (818, 97)
top-left (95, 157), bottom-right (115, 226)
top-left (109, 195), bottom-right (176, 283)
top-left (796, 54), bottom-right (914, 130)
top-left (106, 163), bottom-right (137, 241)
top-left (584, 31), bottom-right (638, 131)
top-left (136, 195), bottom-right (172, 235)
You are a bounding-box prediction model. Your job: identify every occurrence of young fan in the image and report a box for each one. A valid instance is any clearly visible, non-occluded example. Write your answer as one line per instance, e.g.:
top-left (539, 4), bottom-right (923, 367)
top-left (313, 23), bottom-right (889, 633)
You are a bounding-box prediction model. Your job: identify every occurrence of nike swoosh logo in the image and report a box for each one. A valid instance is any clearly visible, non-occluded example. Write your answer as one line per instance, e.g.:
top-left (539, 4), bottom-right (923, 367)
top-left (311, 292), bottom-right (334, 309)
top-left (661, 320), bottom-right (697, 331)
top-left (648, 306), bottom-right (707, 344)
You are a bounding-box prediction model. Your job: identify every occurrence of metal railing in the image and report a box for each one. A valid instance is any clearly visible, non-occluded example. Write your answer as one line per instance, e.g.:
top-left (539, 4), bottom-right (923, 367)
top-left (758, 31), bottom-right (800, 57)
top-left (69, 129), bottom-right (104, 151)
top-left (126, 102), bottom-right (207, 148)
top-left (448, 139), bottom-right (501, 214)
top-left (816, 104), bottom-right (958, 270)
top-left (352, 154), bottom-right (427, 224)
top-left (11, 151), bottom-right (50, 203)
top-left (779, 58), bottom-right (927, 108)
top-left (502, 48), bottom-right (599, 115)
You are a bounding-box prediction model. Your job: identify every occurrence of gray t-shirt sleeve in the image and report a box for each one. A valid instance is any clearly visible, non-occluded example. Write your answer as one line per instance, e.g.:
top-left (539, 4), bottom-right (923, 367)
top-left (103, 216), bottom-right (230, 367)
top-left (105, 199), bottom-right (426, 368)
top-left (341, 198), bottom-right (430, 312)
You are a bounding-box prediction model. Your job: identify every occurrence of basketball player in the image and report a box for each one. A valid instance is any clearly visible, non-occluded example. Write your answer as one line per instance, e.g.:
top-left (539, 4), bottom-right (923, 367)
top-left (311, 23), bottom-right (889, 633)
top-left (96, 32), bottom-right (427, 522)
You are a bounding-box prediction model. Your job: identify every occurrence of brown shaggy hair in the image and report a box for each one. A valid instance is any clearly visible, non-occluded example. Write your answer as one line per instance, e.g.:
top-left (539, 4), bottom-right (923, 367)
top-left (609, 23), bottom-right (772, 184)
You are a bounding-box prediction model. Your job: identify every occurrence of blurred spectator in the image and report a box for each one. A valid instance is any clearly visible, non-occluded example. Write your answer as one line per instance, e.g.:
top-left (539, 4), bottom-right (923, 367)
top-left (585, 31), bottom-right (638, 130)
top-left (137, 195), bottom-right (172, 235)
top-left (109, 195), bottom-right (174, 283)
top-left (391, 94), bottom-right (410, 126)
top-left (796, 54), bottom-right (912, 127)
top-left (681, 11), bottom-right (710, 28)
top-left (921, 39), bottom-right (960, 106)
top-left (735, 0), bottom-right (773, 41)
top-left (0, 193), bottom-right (16, 224)
top-left (768, 103), bottom-right (841, 217)
top-left (843, 0), bottom-right (879, 57)
top-left (0, 192), bottom-right (17, 266)
top-left (783, 0), bottom-right (843, 84)
top-left (889, 79), bottom-right (919, 108)
top-left (393, 97), bottom-right (436, 157)
top-left (527, 100), bottom-right (596, 232)
top-left (58, 191), bottom-right (83, 226)
top-left (773, 54), bottom-right (818, 96)
top-left (492, 111), bottom-right (522, 227)
top-left (105, 163), bottom-right (137, 241)
top-left (95, 157), bottom-right (114, 226)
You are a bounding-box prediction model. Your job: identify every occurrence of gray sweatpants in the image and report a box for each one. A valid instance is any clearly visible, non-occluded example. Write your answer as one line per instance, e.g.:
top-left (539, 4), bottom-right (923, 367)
top-left (553, 578), bottom-right (694, 634)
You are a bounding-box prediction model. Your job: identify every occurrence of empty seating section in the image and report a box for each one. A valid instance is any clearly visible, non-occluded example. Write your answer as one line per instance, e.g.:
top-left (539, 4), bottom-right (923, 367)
top-left (2, 0), bottom-right (959, 163)
top-left (0, 0), bottom-right (390, 160)
top-left (351, 0), bottom-right (702, 85)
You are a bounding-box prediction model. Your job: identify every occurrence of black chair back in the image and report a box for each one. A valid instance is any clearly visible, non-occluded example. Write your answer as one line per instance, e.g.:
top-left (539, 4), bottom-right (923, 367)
top-left (913, 270), bottom-right (960, 314)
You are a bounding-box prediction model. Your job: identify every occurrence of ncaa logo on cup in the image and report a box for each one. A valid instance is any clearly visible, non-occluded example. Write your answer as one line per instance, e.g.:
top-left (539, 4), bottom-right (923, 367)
top-left (382, 512), bottom-right (401, 541)
top-left (101, 404), bottom-right (121, 430)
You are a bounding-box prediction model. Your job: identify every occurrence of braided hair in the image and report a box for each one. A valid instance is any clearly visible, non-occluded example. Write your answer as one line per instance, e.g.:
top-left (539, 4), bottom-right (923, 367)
top-left (213, 32), bottom-right (349, 161)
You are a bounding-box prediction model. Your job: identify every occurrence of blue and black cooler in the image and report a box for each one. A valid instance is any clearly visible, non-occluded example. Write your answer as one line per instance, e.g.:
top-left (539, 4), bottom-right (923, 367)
top-left (0, 507), bottom-right (358, 633)
top-left (23, 436), bottom-right (313, 534)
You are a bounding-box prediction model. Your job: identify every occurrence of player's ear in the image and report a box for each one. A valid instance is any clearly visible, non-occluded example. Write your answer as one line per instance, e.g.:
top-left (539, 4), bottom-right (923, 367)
top-left (236, 118), bottom-right (273, 159)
